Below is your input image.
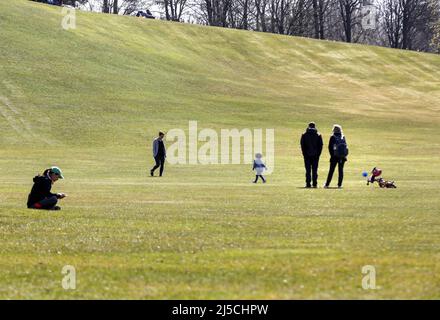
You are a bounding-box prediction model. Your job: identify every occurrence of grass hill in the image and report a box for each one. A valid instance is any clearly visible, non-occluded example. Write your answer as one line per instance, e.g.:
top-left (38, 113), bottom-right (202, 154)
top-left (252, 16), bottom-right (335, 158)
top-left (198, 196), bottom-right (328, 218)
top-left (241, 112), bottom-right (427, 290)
top-left (0, 0), bottom-right (439, 299)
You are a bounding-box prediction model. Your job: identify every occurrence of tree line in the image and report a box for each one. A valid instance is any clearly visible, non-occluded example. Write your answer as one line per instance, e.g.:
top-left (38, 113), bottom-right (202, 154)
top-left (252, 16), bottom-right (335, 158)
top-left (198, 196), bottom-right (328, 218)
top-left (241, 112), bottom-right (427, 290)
top-left (32, 0), bottom-right (440, 53)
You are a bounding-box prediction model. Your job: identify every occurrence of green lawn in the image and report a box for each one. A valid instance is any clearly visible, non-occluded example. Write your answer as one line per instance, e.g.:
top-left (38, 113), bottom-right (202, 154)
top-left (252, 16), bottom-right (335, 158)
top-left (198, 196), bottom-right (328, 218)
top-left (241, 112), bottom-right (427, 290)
top-left (0, 0), bottom-right (440, 299)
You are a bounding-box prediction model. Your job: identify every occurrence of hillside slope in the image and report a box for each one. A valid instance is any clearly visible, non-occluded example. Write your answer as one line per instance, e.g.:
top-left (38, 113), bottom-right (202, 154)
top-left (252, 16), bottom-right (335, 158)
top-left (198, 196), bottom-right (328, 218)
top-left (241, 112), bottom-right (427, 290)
top-left (1, 0), bottom-right (439, 148)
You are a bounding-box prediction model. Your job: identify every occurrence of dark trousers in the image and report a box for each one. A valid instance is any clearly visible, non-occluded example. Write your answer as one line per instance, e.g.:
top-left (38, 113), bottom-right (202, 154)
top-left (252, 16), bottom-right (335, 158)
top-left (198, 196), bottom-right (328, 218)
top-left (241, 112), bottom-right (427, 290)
top-left (325, 159), bottom-right (345, 187)
top-left (30, 196), bottom-right (58, 209)
top-left (304, 156), bottom-right (319, 187)
top-left (151, 156), bottom-right (165, 176)
top-left (254, 175), bottom-right (266, 183)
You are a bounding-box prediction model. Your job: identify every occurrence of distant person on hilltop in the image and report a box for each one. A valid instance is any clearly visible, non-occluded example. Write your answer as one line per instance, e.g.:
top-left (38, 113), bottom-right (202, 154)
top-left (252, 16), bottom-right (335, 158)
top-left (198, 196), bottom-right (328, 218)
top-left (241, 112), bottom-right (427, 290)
top-left (324, 124), bottom-right (348, 189)
top-left (44, 0), bottom-right (63, 6)
top-left (136, 10), bottom-right (155, 19)
top-left (150, 132), bottom-right (166, 177)
top-left (27, 166), bottom-right (67, 211)
top-left (31, 0), bottom-right (63, 6)
top-left (300, 122), bottom-right (323, 188)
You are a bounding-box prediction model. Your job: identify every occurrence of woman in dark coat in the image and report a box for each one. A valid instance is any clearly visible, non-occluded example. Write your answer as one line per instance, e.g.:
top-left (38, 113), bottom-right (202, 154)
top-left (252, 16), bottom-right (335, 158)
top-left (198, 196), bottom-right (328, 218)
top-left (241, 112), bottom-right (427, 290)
top-left (27, 166), bottom-right (66, 210)
top-left (324, 125), bottom-right (348, 188)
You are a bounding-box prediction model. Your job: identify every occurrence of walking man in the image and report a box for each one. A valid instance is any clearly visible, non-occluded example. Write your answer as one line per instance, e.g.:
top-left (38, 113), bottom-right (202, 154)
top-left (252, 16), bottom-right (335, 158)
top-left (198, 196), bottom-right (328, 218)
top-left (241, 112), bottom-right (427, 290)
top-left (300, 122), bottom-right (323, 188)
top-left (150, 131), bottom-right (166, 177)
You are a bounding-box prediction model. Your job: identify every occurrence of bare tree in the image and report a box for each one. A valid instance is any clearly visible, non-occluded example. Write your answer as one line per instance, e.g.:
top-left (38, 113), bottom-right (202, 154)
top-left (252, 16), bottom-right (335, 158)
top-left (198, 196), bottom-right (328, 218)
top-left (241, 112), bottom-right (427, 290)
top-left (338, 0), bottom-right (361, 42)
top-left (103, 0), bottom-right (110, 12)
top-left (429, 0), bottom-right (440, 52)
top-left (156, 0), bottom-right (189, 20)
top-left (226, 0), bottom-right (253, 28)
top-left (267, 0), bottom-right (290, 34)
top-left (254, 0), bottom-right (268, 31)
top-left (318, 0), bottom-right (330, 38)
top-left (382, 0), bottom-right (432, 49)
top-left (242, 0), bottom-right (249, 28)
top-left (286, 0), bottom-right (312, 36)
top-left (311, 0), bottom-right (330, 39)
top-left (196, 0), bottom-right (232, 26)
top-left (312, 0), bottom-right (320, 38)
top-left (431, 21), bottom-right (440, 52)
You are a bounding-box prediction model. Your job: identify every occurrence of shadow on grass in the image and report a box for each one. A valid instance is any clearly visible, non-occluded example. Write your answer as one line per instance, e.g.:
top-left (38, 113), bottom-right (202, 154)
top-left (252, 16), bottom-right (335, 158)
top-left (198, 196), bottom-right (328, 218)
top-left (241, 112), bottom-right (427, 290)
top-left (295, 186), bottom-right (341, 189)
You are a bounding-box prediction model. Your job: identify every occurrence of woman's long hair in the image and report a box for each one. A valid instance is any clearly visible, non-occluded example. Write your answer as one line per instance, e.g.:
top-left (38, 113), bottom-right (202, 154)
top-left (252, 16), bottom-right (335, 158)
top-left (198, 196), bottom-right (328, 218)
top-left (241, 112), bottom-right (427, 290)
top-left (43, 168), bottom-right (54, 184)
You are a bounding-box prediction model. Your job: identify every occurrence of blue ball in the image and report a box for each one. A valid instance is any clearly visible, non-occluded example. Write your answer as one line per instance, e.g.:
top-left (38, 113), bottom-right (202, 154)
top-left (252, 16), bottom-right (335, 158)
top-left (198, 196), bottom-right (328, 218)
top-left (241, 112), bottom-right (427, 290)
top-left (362, 171), bottom-right (368, 177)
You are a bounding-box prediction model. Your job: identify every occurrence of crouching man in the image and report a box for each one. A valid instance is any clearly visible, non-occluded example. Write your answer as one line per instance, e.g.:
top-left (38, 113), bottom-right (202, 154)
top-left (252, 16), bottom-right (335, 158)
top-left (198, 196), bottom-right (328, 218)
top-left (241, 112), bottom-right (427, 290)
top-left (27, 166), bottom-right (67, 211)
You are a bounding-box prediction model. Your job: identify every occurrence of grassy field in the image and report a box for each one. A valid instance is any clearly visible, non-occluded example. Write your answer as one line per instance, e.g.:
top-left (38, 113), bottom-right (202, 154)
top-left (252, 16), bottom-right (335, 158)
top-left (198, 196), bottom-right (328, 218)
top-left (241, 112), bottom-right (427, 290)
top-left (1, 0), bottom-right (440, 299)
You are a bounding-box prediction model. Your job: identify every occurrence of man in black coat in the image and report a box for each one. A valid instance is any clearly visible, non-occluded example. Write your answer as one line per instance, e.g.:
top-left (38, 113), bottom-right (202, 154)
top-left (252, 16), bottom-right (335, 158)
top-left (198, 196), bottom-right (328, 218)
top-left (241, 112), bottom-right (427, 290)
top-left (300, 122), bottom-right (323, 188)
top-left (150, 132), bottom-right (166, 177)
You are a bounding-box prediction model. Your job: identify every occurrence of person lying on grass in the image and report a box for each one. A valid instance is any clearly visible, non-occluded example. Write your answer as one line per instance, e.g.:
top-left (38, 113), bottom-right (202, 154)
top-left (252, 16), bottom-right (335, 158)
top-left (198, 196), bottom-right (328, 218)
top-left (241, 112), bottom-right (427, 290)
top-left (27, 166), bottom-right (67, 211)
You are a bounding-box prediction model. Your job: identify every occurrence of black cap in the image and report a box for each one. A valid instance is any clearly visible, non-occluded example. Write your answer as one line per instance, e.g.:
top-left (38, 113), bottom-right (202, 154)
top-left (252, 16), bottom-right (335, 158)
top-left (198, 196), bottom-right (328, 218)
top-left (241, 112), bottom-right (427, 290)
top-left (308, 122), bottom-right (316, 128)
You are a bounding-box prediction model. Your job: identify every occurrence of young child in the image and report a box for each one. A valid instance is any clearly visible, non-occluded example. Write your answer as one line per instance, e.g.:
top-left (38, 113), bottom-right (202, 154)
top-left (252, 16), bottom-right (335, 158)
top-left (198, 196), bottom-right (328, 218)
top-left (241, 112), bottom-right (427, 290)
top-left (367, 167), bottom-right (397, 188)
top-left (252, 153), bottom-right (267, 183)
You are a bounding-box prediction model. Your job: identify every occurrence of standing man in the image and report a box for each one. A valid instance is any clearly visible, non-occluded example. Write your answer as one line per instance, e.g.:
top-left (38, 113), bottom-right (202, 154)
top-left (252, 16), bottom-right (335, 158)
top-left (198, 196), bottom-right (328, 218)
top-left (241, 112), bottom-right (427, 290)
top-left (300, 122), bottom-right (323, 188)
top-left (150, 131), bottom-right (166, 177)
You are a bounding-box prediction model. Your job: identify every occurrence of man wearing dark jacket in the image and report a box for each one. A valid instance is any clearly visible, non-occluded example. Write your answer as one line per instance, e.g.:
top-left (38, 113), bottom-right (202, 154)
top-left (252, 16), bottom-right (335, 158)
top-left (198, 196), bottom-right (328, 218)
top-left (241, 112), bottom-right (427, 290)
top-left (300, 122), bottom-right (323, 188)
top-left (27, 166), bottom-right (66, 210)
top-left (150, 132), bottom-right (166, 177)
